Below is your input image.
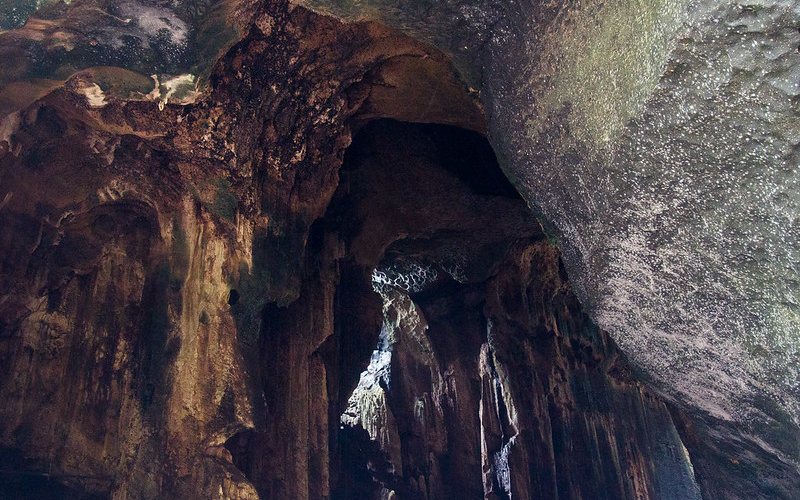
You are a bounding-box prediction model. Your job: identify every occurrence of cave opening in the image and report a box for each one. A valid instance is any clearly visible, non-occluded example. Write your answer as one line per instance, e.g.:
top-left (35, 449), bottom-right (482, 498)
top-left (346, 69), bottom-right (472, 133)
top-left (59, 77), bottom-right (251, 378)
top-left (323, 118), bottom-right (541, 499)
top-left (227, 289), bottom-right (240, 306)
top-left (222, 115), bottom-right (544, 499)
top-left (299, 116), bottom-right (703, 499)
top-left (209, 41), bottom-right (702, 497)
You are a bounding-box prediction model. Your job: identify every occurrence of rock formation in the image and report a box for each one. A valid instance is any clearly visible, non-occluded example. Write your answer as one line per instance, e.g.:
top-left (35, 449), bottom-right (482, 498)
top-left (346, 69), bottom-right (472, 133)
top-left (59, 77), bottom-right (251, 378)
top-left (0, 1), bottom-right (797, 498)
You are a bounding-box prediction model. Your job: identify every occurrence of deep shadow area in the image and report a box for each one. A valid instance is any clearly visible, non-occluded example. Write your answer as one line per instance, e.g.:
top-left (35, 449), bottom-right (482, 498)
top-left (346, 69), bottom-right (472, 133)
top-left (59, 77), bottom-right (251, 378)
top-left (329, 119), bottom-right (533, 498)
top-left (409, 124), bottom-right (520, 198)
top-left (0, 449), bottom-right (106, 500)
top-left (325, 120), bottom-right (700, 499)
top-left (0, 473), bottom-right (104, 500)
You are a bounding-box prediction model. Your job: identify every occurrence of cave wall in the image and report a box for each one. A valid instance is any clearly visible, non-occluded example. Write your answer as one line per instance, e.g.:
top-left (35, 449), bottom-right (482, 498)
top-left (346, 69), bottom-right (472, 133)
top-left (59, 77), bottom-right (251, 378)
top-left (342, 244), bottom-right (702, 499)
top-left (335, 122), bottom-right (699, 499)
top-left (0, 0), bottom-right (795, 498)
top-left (294, 0), bottom-right (800, 495)
top-left (1, 3), bottom-right (471, 497)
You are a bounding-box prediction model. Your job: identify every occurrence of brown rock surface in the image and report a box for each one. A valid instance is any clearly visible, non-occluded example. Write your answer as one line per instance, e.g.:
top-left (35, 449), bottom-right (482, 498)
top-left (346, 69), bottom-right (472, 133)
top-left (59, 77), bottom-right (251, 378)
top-left (1, 2), bottom-right (706, 499)
top-left (333, 121), bottom-right (699, 499)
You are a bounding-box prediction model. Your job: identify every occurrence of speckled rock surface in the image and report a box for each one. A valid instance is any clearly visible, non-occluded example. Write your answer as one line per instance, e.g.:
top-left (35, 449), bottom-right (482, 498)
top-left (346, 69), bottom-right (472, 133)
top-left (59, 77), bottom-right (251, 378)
top-left (0, 0), bottom-right (798, 497)
top-left (297, 0), bottom-right (800, 489)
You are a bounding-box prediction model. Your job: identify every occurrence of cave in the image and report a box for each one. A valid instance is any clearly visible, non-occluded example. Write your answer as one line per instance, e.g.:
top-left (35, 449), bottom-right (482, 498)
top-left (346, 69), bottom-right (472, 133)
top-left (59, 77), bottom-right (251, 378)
top-left (1, 0), bottom-right (798, 499)
top-left (214, 119), bottom-right (700, 499)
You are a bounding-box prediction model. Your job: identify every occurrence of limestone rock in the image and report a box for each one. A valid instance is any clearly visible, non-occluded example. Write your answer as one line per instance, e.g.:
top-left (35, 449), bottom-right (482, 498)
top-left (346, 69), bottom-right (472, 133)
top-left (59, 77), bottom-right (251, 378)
top-left (0, 1), bottom-right (797, 498)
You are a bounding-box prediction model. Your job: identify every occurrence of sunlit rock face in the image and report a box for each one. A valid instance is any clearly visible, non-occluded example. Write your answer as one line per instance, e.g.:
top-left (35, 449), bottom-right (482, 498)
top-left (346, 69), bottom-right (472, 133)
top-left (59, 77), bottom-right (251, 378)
top-left (298, 0), bottom-right (800, 485)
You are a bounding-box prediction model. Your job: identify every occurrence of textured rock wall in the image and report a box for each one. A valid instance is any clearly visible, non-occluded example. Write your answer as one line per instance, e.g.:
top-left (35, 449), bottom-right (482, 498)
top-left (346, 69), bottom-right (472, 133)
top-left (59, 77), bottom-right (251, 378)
top-left (343, 244), bottom-right (701, 499)
top-left (0, 3), bottom-right (475, 496)
top-left (0, 0), bottom-right (795, 498)
top-left (336, 121), bottom-right (700, 499)
top-left (295, 0), bottom-right (800, 495)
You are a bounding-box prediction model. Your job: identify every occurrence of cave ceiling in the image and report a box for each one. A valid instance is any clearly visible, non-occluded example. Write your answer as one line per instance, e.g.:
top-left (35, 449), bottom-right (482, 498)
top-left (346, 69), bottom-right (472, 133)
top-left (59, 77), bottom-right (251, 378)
top-left (295, 0), bottom-right (800, 468)
top-left (0, 0), bottom-right (799, 497)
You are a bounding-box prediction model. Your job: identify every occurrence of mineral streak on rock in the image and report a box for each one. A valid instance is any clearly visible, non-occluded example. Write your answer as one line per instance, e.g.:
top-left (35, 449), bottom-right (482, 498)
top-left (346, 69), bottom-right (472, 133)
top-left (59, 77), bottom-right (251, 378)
top-left (0, 0), bottom-right (798, 498)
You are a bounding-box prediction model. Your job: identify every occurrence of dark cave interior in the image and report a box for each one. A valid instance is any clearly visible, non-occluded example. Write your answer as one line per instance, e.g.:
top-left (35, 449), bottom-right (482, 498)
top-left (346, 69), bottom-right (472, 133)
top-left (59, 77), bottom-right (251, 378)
top-left (220, 120), bottom-right (698, 499)
top-left (1, 1), bottom-right (798, 497)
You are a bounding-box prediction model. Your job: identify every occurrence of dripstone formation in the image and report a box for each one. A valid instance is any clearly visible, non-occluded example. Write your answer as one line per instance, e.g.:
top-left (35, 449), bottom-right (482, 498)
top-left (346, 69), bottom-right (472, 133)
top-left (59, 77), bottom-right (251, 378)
top-left (0, 1), bottom-right (797, 498)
